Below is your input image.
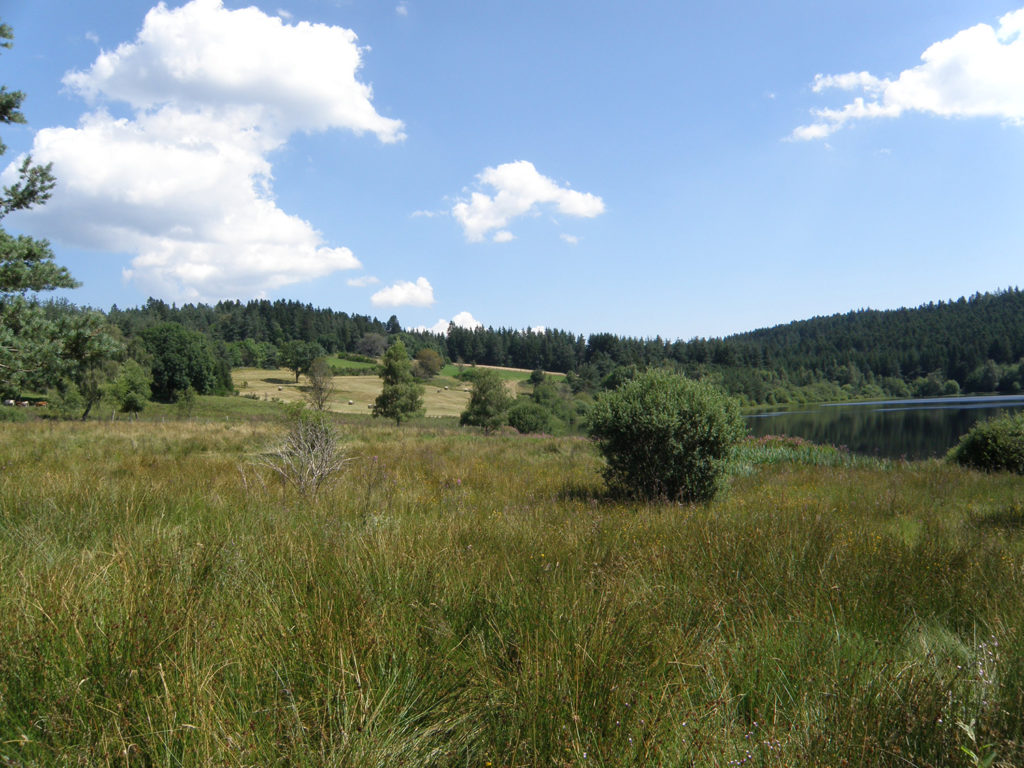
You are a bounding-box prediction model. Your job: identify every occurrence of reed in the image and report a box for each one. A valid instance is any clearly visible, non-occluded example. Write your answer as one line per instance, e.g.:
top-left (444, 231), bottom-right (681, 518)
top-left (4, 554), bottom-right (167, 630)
top-left (1, 412), bottom-right (1022, 766)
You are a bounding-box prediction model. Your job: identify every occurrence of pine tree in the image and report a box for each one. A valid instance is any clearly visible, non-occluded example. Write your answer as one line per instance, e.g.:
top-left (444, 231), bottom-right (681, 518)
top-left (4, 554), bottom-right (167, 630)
top-left (0, 22), bottom-right (83, 397)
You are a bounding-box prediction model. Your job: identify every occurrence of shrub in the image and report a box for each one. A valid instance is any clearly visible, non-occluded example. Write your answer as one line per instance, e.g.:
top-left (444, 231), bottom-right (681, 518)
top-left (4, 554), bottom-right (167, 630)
top-left (413, 348), bottom-right (443, 380)
top-left (174, 385), bottom-right (198, 418)
top-left (507, 399), bottom-right (552, 434)
top-left (460, 369), bottom-right (512, 434)
top-left (47, 382), bottom-right (85, 420)
top-left (110, 359), bottom-right (151, 417)
top-left (948, 412), bottom-right (1024, 474)
top-left (256, 408), bottom-right (351, 497)
top-left (588, 369), bottom-right (745, 502)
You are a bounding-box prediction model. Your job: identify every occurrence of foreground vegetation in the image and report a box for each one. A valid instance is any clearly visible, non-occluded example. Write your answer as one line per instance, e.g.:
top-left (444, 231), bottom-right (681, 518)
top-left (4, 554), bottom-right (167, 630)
top-left (2, 406), bottom-right (1023, 767)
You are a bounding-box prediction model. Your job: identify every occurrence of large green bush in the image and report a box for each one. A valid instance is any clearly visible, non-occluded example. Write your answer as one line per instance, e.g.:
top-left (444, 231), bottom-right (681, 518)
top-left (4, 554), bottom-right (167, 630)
top-left (507, 398), bottom-right (552, 434)
top-left (460, 369), bottom-right (512, 434)
top-left (588, 369), bottom-right (745, 502)
top-left (948, 412), bottom-right (1024, 473)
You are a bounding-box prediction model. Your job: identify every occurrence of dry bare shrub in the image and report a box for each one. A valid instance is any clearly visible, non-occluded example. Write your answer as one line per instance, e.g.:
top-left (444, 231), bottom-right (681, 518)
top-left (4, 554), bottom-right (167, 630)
top-left (256, 408), bottom-right (351, 497)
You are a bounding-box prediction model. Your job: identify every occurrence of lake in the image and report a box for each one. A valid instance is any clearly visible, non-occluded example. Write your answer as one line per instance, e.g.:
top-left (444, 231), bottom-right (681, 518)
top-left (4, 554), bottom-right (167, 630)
top-left (745, 395), bottom-right (1024, 460)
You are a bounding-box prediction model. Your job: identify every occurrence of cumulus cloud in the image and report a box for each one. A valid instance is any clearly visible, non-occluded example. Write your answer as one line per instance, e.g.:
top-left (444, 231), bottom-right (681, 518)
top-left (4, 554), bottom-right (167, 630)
top-left (413, 310), bottom-right (483, 333)
top-left (411, 318), bottom-right (451, 334)
top-left (451, 310), bottom-right (483, 329)
top-left (792, 8), bottom-right (1024, 140)
top-left (347, 275), bottom-right (380, 287)
top-left (451, 160), bottom-right (604, 242)
top-left (370, 276), bottom-right (434, 307)
top-left (2, 0), bottom-right (403, 301)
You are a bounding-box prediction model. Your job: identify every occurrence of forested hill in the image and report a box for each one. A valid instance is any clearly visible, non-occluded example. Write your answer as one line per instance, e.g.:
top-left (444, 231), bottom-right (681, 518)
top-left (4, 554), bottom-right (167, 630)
top-left (107, 289), bottom-right (1024, 405)
top-left (727, 290), bottom-right (1024, 384)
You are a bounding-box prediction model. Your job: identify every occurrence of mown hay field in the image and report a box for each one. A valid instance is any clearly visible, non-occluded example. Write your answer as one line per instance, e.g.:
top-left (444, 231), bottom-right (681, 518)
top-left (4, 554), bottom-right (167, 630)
top-left (233, 367), bottom-right (474, 418)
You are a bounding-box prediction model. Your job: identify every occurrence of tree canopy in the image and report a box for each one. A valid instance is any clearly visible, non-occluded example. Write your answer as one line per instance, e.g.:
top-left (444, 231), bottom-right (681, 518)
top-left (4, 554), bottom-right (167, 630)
top-left (280, 339), bottom-right (325, 382)
top-left (0, 21), bottom-right (118, 399)
top-left (141, 322), bottom-right (220, 402)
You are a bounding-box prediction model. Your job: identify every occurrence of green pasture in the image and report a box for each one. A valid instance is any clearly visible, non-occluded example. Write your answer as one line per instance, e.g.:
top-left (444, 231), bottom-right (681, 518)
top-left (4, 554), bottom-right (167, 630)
top-left (440, 363), bottom-right (566, 382)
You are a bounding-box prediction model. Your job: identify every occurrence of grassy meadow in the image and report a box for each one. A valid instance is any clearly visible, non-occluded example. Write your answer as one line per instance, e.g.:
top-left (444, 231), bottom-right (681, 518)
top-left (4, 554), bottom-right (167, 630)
top-left (2, 406), bottom-right (1024, 766)
top-left (234, 366), bottom-right (475, 418)
top-left (233, 364), bottom-right (535, 419)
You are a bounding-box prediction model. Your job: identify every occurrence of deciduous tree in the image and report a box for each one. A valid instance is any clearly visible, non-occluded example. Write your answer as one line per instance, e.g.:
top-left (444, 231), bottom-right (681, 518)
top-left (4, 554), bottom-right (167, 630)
top-left (372, 341), bottom-right (423, 425)
top-left (460, 369), bottom-right (512, 434)
top-left (305, 356), bottom-right (335, 411)
top-left (280, 339), bottom-right (325, 382)
top-left (413, 347), bottom-right (443, 380)
top-left (141, 322), bottom-right (218, 401)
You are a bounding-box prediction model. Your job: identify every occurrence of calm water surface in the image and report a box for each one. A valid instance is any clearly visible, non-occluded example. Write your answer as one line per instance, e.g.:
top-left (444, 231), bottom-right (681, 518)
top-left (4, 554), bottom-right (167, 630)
top-left (745, 395), bottom-right (1024, 460)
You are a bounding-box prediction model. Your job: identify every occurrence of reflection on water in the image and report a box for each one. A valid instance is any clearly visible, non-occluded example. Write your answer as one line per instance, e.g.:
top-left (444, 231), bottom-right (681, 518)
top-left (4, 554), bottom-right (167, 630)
top-left (745, 396), bottom-right (1024, 460)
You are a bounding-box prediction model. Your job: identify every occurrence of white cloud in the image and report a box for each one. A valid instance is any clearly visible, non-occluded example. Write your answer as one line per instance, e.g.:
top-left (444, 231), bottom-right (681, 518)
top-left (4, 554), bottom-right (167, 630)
top-left (451, 160), bottom-right (604, 242)
top-left (347, 275), bottom-right (380, 287)
top-left (529, 325), bottom-right (546, 334)
top-left (62, 0), bottom-right (405, 141)
top-left (2, 0), bottom-right (403, 301)
top-left (793, 8), bottom-right (1024, 140)
top-left (396, 3), bottom-right (409, 17)
top-left (411, 310), bottom-right (483, 334)
top-left (451, 310), bottom-right (483, 329)
top-left (560, 233), bottom-right (579, 245)
top-left (411, 318), bottom-right (451, 334)
top-left (85, 31), bottom-right (100, 44)
top-left (277, 8), bottom-right (293, 20)
top-left (370, 276), bottom-right (434, 307)
top-left (492, 230), bottom-right (516, 243)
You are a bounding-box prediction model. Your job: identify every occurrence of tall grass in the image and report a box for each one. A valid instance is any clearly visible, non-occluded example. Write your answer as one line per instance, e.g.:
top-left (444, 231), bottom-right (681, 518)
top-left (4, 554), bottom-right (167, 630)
top-left (1, 416), bottom-right (1022, 766)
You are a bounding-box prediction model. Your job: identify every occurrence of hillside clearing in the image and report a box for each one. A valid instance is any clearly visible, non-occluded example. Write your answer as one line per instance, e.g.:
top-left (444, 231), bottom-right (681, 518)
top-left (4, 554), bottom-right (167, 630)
top-left (233, 366), bottom-right (472, 417)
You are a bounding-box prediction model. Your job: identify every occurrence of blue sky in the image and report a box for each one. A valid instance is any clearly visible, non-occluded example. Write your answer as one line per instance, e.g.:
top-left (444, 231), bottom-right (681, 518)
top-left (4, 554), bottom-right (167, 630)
top-left (2, 0), bottom-right (1024, 339)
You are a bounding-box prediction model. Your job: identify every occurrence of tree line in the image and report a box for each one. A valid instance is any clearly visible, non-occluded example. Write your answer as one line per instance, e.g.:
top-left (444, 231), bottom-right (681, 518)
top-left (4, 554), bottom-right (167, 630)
top-left (8, 286), bottom-right (1024, 412)
top-left (101, 288), bottom-right (1024, 405)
